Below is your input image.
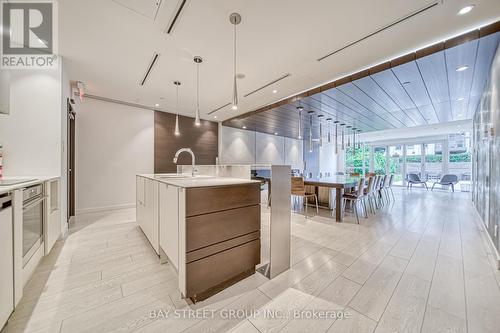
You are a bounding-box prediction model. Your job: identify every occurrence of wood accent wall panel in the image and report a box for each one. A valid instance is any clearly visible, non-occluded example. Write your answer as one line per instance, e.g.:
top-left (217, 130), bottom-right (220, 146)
top-left (154, 112), bottom-right (218, 173)
top-left (185, 183), bottom-right (260, 217)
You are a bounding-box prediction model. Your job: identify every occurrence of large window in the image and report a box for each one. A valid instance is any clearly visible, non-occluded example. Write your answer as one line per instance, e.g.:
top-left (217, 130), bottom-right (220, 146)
top-left (345, 146), bottom-right (370, 175)
top-left (424, 142), bottom-right (443, 184)
top-left (405, 144), bottom-right (422, 180)
top-left (374, 147), bottom-right (387, 175)
top-left (449, 133), bottom-right (471, 190)
top-left (388, 145), bottom-right (404, 185)
top-left (344, 134), bottom-right (472, 189)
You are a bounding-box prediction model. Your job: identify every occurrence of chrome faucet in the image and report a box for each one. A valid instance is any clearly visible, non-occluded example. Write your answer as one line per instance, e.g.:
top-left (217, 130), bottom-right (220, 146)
top-left (173, 148), bottom-right (196, 176)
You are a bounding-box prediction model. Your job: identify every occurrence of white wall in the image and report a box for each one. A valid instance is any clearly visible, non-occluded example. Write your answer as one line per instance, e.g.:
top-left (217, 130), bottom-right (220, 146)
top-left (0, 71), bottom-right (9, 114)
top-left (219, 125), bottom-right (303, 169)
top-left (75, 98), bottom-right (154, 214)
top-left (0, 68), bottom-right (62, 176)
top-left (256, 132), bottom-right (285, 165)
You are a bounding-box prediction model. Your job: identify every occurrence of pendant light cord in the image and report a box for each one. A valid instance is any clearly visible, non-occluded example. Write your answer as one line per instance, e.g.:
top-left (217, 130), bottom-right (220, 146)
top-left (233, 23), bottom-right (237, 82)
top-left (196, 63), bottom-right (200, 109)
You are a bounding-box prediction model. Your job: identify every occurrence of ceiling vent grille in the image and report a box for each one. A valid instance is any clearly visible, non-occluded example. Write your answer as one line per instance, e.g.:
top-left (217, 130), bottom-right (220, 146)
top-left (243, 73), bottom-right (291, 97)
top-left (208, 102), bottom-right (231, 115)
top-left (165, 0), bottom-right (188, 34)
top-left (317, 1), bottom-right (438, 61)
top-left (139, 53), bottom-right (160, 86)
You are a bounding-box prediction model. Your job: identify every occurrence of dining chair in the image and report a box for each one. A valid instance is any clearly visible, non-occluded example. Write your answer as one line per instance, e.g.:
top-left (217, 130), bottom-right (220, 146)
top-left (372, 175), bottom-right (381, 209)
top-left (383, 174), bottom-right (395, 202)
top-left (350, 172), bottom-right (360, 177)
top-left (378, 175), bottom-right (387, 206)
top-left (342, 177), bottom-right (366, 224)
top-left (363, 176), bottom-right (376, 214)
top-left (291, 177), bottom-right (318, 218)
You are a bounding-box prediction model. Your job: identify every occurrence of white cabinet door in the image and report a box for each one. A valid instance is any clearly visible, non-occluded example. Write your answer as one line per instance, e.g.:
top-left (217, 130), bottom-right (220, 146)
top-left (136, 176), bottom-right (145, 232)
top-left (140, 178), bottom-right (159, 254)
top-left (44, 179), bottom-right (61, 255)
top-left (0, 205), bottom-right (13, 328)
top-left (159, 183), bottom-right (179, 270)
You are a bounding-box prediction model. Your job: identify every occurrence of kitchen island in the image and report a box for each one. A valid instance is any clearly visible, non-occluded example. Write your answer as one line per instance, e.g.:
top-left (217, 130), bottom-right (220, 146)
top-left (136, 174), bottom-right (261, 302)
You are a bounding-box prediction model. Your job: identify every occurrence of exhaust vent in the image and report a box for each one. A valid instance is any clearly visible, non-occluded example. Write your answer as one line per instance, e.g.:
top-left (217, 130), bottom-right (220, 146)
top-left (139, 53), bottom-right (160, 86)
top-left (208, 102), bottom-right (231, 115)
top-left (317, 1), bottom-right (438, 61)
top-left (243, 73), bottom-right (291, 97)
top-left (165, 0), bottom-right (188, 34)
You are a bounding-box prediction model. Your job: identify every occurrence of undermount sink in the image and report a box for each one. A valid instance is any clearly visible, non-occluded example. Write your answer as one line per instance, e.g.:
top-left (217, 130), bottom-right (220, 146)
top-left (154, 174), bottom-right (193, 179)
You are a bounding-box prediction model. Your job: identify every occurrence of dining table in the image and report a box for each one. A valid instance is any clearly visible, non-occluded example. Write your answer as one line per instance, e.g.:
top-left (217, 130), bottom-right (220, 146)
top-left (304, 176), bottom-right (359, 222)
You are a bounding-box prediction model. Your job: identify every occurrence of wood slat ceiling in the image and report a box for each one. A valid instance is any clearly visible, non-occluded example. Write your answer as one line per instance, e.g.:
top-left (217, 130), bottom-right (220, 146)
top-left (223, 24), bottom-right (499, 140)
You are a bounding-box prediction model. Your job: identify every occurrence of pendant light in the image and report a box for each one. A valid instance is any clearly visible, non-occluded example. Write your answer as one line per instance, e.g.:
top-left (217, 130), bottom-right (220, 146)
top-left (193, 56), bottom-right (203, 126)
top-left (326, 118), bottom-right (332, 144)
top-left (352, 128), bottom-right (356, 154)
top-left (173, 81), bottom-right (181, 136)
top-left (340, 123), bottom-right (345, 150)
top-left (357, 129), bottom-right (362, 149)
top-left (334, 121), bottom-right (339, 154)
top-left (318, 115), bottom-right (324, 148)
top-left (297, 106), bottom-right (303, 140)
top-left (346, 125), bottom-right (351, 147)
top-left (230, 13), bottom-right (241, 111)
top-left (308, 112), bottom-right (314, 153)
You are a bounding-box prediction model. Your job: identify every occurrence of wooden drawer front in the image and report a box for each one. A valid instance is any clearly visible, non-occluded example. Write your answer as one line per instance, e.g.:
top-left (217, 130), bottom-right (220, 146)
top-left (186, 239), bottom-right (260, 298)
top-left (186, 231), bottom-right (260, 263)
top-left (186, 183), bottom-right (260, 217)
top-left (186, 205), bottom-right (260, 252)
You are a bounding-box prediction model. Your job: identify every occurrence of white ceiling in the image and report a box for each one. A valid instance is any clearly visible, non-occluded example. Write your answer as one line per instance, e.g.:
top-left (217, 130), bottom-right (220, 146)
top-left (58, 0), bottom-right (500, 122)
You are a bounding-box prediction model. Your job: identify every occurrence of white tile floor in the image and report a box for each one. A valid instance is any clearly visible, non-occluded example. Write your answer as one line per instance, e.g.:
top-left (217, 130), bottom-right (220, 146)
top-left (3, 188), bottom-right (500, 333)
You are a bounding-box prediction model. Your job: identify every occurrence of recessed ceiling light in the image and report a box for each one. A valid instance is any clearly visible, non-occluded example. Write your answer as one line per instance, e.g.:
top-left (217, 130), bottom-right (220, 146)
top-left (214, 116), bottom-right (218, 119)
top-left (155, 103), bottom-right (160, 107)
top-left (272, 89), bottom-right (278, 94)
top-left (456, 65), bottom-right (469, 72)
top-left (274, 132), bottom-right (278, 135)
top-left (242, 126), bottom-right (247, 129)
top-left (458, 5), bottom-right (474, 15)
top-left (402, 81), bottom-right (411, 85)
top-left (457, 97), bottom-right (465, 101)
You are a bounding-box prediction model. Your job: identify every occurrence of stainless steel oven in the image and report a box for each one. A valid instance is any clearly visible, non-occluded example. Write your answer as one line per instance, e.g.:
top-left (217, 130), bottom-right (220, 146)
top-left (23, 184), bottom-right (45, 266)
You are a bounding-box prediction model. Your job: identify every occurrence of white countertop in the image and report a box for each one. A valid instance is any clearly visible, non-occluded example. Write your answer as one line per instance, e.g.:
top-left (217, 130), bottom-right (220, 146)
top-left (0, 176), bottom-right (60, 195)
top-left (138, 174), bottom-right (260, 188)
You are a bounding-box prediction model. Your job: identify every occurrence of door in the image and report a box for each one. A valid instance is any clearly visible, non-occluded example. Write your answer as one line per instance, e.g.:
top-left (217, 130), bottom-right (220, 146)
top-left (388, 145), bottom-right (404, 186)
top-left (405, 144), bottom-right (423, 180)
top-left (67, 99), bottom-right (75, 220)
top-left (424, 142), bottom-right (444, 187)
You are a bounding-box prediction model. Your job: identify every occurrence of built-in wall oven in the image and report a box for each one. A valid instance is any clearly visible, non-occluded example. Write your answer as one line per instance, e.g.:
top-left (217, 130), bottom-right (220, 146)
top-left (23, 184), bottom-right (45, 266)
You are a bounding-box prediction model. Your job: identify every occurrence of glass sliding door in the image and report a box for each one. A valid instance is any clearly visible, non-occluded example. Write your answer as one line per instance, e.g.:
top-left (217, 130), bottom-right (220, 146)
top-left (373, 146), bottom-right (387, 175)
top-left (449, 133), bottom-right (471, 191)
top-left (388, 145), bottom-right (404, 185)
top-left (405, 144), bottom-right (422, 181)
top-left (424, 142), bottom-right (443, 186)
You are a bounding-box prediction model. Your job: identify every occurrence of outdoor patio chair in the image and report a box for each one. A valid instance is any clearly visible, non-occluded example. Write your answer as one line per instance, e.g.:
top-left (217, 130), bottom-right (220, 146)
top-left (431, 174), bottom-right (459, 192)
top-left (407, 173), bottom-right (428, 190)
